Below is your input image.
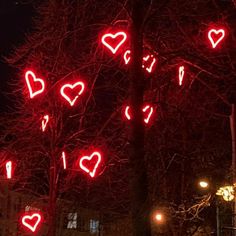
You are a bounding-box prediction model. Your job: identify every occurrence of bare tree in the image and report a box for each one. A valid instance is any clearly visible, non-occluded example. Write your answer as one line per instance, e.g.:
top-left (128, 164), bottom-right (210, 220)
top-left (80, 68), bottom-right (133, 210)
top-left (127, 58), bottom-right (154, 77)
top-left (1, 0), bottom-right (236, 236)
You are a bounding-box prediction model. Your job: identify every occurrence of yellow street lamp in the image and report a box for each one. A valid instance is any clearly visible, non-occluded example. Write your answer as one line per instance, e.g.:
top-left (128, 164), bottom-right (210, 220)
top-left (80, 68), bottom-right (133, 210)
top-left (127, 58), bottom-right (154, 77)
top-left (199, 180), bottom-right (209, 189)
top-left (153, 212), bottom-right (165, 224)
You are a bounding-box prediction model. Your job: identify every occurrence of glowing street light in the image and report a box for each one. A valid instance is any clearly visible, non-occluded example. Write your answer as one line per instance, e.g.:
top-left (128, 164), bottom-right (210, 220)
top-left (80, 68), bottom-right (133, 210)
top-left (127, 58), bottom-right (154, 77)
top-left (199, 180), bottom-right (209, 189)
top-left (216, 185), bottom-right (235, 202)
top-left (153, 212), bottom-right (165, 224)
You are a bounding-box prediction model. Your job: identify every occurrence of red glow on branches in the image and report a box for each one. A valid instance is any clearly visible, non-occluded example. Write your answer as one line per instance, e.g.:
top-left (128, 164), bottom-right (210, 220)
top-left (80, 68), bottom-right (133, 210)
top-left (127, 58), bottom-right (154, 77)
top-left (178, 66), bottom-right (185, 86)
top-left (6, 161), bottom-right (12, 179)
top-left (61, 151), bottom-right (67, 170)
top-left (79, 151), bottom-right (101, 178)
top-left (21, 213), bottom-right (42, 232)
top-left (101, 31), bottom-right (127, 54)
top-left (25, 70), bottom-right (45, 98)
top-left (142, 55), bottom-right (157, 73)
top-left (41, 115), bottom-right (49, 132)
top-left (124, 105), bottom-right (154, 124)
top-left (60, 81), bottom-right (85, 106)
top-left (208, 28), bottom-right (225, 48)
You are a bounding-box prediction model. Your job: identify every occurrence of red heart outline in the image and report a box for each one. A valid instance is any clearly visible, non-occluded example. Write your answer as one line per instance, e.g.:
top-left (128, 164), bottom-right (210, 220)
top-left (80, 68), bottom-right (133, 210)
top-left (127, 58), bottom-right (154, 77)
top-left (41, 114), bottom-right (49, 132)
top-left (142, 55), bottom-right (157, 73)
top-left (79, 151), bottom-right (101, 178)
top-left (22, 213), bottom-right (41, 232)
top-left (208, 29), bottom-right (225, 49)
top-left (25, 70), bottom-right (45, 98)
top-left (101, 31), bottom-right (127, 54)
top-left (178, 66), bottom-right (185, 86)
top-left (125, 106), bottom-right (131, 120)
top-left (124, 50), bottom-right (131, 64)
top-left (6, 161), bottom-right (12, 179)
top-left (142, 105), bottom-right (154, 124)
top-left (60, 81), bottom-right (85, 106)
top-left (61, 151), bottom-right (67, 170)
top-left (123, 50), bottom-right (157, 73)
top-left (125, 105), bottom-right (154, 124)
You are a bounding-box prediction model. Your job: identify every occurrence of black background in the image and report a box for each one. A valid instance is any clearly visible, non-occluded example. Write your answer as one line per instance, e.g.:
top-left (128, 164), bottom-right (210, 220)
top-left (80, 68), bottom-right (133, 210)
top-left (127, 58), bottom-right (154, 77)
top-left (0, 0), bottom-right (34, 112)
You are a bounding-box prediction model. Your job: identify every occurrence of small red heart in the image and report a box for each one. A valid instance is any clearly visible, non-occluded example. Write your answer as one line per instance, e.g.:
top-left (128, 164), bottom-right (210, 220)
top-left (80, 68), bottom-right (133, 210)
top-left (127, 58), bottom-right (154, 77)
top-left (60, 81), bottom-right (85, 106)
top-left (208, 29), bottom-right (225, 48)
top-left (6, 161), bottom-right (12, 179)
top-left (25, 70), bottom-right (45, 98)
top-left (178, 66), bottom-right (185, 86)
top-left (79, 152), bottom-right (101, 178)
top-left (22, 213), bottom-right (41, 232)
top-left (125, 105), bottom-right (154, 124)
top-left (124, 50), bottom-right (131, 64)
top-left (142, 55), bottom-right (157, 73)
top-left (123, 50), bottom-right (157, 73)
top-left (101, 32), bottom-right (127, 54)
top-left (142, 105), bottom-right (154, 124)
top-left (41, 115), bottom-right (49, 132)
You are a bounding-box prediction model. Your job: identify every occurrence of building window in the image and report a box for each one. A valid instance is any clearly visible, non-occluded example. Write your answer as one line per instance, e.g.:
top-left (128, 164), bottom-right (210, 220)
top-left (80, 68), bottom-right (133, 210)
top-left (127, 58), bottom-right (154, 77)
top-left (90, 219), bottom-right (99, 234)
top-left (25, 205), bottom-right (40, 212)
top-left (67, 213), bottom-right (77, 229)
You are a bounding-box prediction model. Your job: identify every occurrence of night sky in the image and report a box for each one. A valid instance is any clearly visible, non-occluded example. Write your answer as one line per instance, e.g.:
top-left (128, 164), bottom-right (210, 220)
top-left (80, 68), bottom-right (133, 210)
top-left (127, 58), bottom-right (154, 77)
top-left (0, 0), bottom-right (34, 112)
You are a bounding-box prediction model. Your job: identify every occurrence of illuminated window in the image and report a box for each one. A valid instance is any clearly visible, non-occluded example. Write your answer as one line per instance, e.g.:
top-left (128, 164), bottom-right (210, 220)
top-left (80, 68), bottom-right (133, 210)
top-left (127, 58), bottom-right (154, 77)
top-left (25, 205), bottom-right (40, 212)
top-left (90, 219), bottom-right (99, 234)
top-left (67, 213), bottom-right (77, 229)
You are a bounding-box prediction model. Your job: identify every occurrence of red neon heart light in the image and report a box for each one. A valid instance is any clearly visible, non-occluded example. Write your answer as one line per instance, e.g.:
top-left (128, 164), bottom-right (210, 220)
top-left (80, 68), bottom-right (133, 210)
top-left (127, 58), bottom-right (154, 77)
top-left (6, 161), bottom-right (12, 179)
top-left (125, 106), bottom-right (131, 120)
top-left (208, 29), bottom-right (225, 48)
top-left (60, 81), bottom-right (85, 106)
top-left (79, 151), bottom-right (101, 178)
top-left (41, 115), bottom-right (49, 132)
top-left (22, 213), bottom-right (41, 232)
top-left (25, 70), bottom-right (45, 98)
top-left (101, 31), bottom-right (127, 54)
top-left (124, 50), bottom-right (131, 64)
top-left (142, 105), bottom-right (154, 124)
top-left (142, 55), bottom-right (157, 73)
top-left (61, 151), bottom-right (67, 170)
top-left (178, 66), bottom-right (185, 86)
top-left (125, 105), bottom-right (154, 124)
top-left (123, 50), bottom-right (157, 73)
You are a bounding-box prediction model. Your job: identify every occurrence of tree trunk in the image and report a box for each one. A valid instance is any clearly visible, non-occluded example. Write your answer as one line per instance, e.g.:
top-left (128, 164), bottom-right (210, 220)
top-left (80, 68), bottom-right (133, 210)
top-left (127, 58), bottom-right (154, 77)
top-left (129, 1), bottom-right (151, 235)
top-left (47, 153), bottom-right (57, 236)
top-left (230, 104), bottom-right (236, 231)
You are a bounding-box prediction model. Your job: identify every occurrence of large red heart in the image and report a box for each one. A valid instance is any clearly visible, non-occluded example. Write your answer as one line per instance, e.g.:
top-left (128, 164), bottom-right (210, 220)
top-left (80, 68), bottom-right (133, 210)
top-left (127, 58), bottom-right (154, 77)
top-left (25, 70), bottom-right (45, 98)
top-left (60, 81), bottom-right (85, 106)
top-left (208, 29), bottom-right (225, 48)
top-left (79, 152), bottom-right (101, 178)
top-left (101, 31), bottom-right (127, 54)
top-left (22, 213), bottom-right (41, 232)
top-left (125, 105), bottom-right (154, 124)
top-left (142, 55), bottom-right (157, 73)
